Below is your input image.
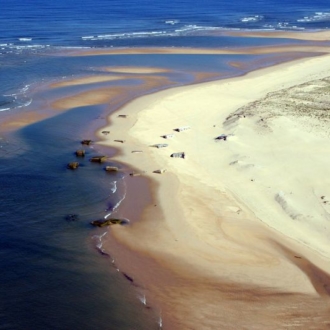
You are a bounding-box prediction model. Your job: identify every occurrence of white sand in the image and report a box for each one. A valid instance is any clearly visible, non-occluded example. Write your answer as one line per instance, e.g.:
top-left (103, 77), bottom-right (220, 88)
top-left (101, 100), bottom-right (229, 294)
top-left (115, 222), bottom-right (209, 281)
top-left (100, 54), bottom-right (330, 328)
top-left (226, 29), bottom-right (330, 41)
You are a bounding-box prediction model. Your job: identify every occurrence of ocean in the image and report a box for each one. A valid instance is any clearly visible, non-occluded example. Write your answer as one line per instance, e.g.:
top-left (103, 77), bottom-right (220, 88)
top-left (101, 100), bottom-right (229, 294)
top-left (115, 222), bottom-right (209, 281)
top-left (1, 0), bottom-right (330, 329)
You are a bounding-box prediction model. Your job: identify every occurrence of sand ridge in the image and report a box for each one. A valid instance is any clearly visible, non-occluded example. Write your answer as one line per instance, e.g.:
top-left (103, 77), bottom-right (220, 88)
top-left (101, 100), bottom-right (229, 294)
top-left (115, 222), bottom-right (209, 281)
top-left (75, 44), bottom-right (330, 57)
top-left (224, 29), bottom-right (330, 41)
top-left (100, 54), bottom-right (330, 328)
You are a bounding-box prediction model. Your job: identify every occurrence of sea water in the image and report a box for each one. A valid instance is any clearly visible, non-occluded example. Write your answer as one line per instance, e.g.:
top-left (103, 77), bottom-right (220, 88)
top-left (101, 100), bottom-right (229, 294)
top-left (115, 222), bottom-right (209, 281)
top-left (1, 0), bottom-right (330, 329)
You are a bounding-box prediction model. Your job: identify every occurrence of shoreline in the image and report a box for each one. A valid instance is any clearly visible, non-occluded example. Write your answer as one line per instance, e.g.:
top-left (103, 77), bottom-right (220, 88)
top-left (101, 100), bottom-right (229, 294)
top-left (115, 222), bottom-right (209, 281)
top-left (3, 39), bottom-right (330, 328)
top-left (99, 52), bottom-right (330, 328)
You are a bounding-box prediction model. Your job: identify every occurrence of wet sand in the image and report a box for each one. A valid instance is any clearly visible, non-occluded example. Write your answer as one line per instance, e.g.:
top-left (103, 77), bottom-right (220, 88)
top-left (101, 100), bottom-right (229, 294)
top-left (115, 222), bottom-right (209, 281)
top-left (75, 44), bottom-right (330, 57)
top-left (98, 52), bottom-right (330, 328)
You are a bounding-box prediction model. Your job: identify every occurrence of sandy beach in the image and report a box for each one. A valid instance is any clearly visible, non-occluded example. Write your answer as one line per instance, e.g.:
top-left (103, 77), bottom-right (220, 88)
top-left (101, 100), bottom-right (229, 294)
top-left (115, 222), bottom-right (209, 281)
top-left (98, 53), bottom-right (330, 328)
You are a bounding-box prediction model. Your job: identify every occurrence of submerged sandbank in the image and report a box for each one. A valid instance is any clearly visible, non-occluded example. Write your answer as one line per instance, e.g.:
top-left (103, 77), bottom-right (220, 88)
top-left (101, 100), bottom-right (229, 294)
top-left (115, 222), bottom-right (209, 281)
top-left (75, 43), bottom-right (330, 57)
top-left (99, 53), bottom-right (330, 328)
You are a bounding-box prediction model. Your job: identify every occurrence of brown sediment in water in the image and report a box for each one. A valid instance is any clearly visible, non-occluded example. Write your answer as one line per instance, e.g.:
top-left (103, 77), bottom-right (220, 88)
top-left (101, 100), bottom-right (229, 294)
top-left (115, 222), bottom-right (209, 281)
top-left (99, 52), bottom-right (330, 329)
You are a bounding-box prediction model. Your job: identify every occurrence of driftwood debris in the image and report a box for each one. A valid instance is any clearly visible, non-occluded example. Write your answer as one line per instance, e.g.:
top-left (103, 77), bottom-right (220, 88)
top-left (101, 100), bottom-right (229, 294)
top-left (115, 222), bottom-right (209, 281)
top-left (67, 162), bottom-right (79, 169)
top-left (161, 134), bottom-right (174, 139)
top-left (75, 149), bottom-right (85, 157)
top-left (131, 150), bottom-right (143, 154)
top-left (114, 139), bottom-right (125, 143)
top-left (118, 115), bottom-right (128, 118)
top-left (153, 169), bottom-right (166, 174)
top-left (174, 126), bottom-right (190, 132)
top-left (151, 143), bottom-right (168, 148)
top-left (90, 218), bottom-right (129, 227)
top-left (215, 134), bottom-right (227, 141)
top-left (102, 130), bottom-right (110, 135)
top-left (123, 273), bottom-right (134, 283)
top-left (170, 152), bottom-right (185, 159)
top-left (105, 166), bottom-right (119, 172)
top-left (90, 156), bottom-right (107, 163)
top-left (81, 139), bottom-right (92, 145)
top-left (129, 171), bottom-right (145, 177)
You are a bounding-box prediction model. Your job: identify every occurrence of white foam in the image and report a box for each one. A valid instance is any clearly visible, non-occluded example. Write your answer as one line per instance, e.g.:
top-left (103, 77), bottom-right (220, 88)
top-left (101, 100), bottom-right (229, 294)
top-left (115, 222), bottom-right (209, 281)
top-left (138, 293), bottom-right (147, 305)
top-left (81, 25), bottom-right (224, 41)
top-left (111, 190), bottom-right (126, 212)
top-left (81, 36), bottom-right (95, 40)
top-left (19, 38), bottom-right (32, 42)
top-left (92, 231), bottom-right (108, 253)
top-left (110, 180), bottom-right (117, 194)
top-left (241, 15), bottom-right (264, 23)
top-left (262, 23), bottom-right (305, 31)
top-left (165, 19), bottom-right (180, 25)
top-left (158, 315), bottom-right (163, 329)
top-left (297, 12), bottom-right (330, 23)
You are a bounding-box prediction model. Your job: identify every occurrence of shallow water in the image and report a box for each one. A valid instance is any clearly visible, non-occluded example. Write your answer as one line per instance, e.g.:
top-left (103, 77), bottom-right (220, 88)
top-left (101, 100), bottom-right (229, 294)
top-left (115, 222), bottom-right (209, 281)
top-left (0, 104), bottom-right (162, 329)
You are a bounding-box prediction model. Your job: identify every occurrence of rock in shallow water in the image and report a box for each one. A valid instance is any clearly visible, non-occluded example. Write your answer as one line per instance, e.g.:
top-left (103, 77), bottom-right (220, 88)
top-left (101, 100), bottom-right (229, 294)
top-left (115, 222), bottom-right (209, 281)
top-left (90, 218), bottom-right (129, 227)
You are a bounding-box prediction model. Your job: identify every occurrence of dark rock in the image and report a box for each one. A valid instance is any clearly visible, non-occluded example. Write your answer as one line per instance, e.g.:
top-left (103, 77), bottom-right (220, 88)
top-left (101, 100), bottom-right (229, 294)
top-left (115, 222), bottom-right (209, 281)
top-left (90, 218), bottom-right (129, 227)
top-left (215, 134), bottom-right (227, 141)
top-left (105, 166), bottom-right (119, 172)
top-left (170, 152), bottom-right (185, 158)
top-left (75, 149), bottom-right (85, 157)
top-left (90, 156), bottom-right (107, 163)
top-left (123, 273), bottom-right (134, 283)
top-left (67, 162), bottom-right (79, 169)
top-left (65, 214), bottom-right (79, 222)
top-left (81, 139), bottom-right (92, 145)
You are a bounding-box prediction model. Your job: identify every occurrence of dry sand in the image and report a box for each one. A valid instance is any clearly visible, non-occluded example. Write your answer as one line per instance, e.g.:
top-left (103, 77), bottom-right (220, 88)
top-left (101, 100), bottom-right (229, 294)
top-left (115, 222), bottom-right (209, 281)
top-left (225, 29), bottom-right (330, 41)
top-left (99, 54), bottom-right (330, 328)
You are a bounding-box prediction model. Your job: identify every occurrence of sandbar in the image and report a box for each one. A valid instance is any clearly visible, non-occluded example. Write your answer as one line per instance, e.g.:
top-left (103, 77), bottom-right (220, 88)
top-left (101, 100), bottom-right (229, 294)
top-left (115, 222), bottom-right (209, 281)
top-left (76, 44), bottom-right (330, 57)
top-left (225, 29), bottom-right (330, 41)
top-left (50, 75), bottom-right (125, 88)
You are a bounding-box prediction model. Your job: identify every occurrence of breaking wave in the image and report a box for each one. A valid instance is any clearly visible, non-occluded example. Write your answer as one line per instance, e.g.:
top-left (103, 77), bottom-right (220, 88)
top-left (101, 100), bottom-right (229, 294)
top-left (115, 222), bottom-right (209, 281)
top-left (241, 15), bottom-right (264, 23)
top-left (297, 12), bottom-right (330, 23)
top-left (81, 24), bottom-right (225, 41)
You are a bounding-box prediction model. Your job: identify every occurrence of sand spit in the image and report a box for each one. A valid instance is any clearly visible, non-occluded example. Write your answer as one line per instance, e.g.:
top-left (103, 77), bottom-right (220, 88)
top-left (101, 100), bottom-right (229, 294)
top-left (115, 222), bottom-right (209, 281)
top-left (100, 54), bottom-right (330, 328)
top-left (225, 29), bottom-right (330, 41)
top-left (75, 44), bottom-right (330, 57)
